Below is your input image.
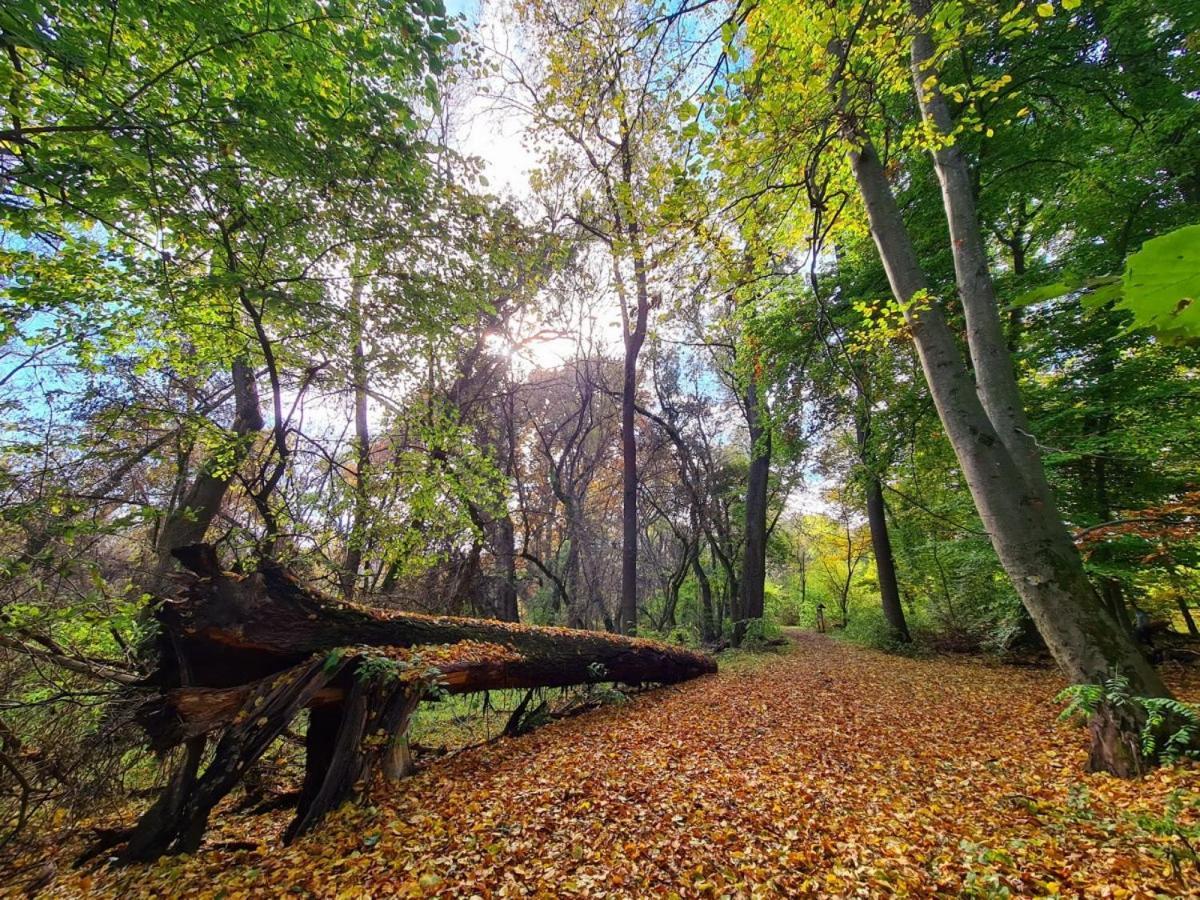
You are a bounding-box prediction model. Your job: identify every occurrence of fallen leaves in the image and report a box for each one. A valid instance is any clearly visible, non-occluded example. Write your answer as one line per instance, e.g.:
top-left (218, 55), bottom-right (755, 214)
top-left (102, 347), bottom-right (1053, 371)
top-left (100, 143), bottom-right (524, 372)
top-left (28, 633), bottom-right (1200, 897)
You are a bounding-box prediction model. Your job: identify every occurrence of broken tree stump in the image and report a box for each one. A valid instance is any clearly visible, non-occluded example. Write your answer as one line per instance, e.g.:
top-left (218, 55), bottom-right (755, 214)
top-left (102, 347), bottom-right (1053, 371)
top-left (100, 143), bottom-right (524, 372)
top-left (116, 544), bottom-right (716, 862)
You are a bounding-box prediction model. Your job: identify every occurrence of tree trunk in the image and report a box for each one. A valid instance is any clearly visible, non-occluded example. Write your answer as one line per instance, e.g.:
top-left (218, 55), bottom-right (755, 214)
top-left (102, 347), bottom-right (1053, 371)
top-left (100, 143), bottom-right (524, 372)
top-left (909, 2), bottom-right (1055, 511)
top-left (662, 538), bottom-right (691, 631)
top-left (1099, 577), bottom-right (1135, 636)
top-left (798, 548), bottom-right (807, 607)
top-left (713, 542), bottom-right (738, 636)
top-left (151, 359), bottom-right (263, 583)
top-left (736, 373), bottom-right (771, 644)
top-left (848, 137), bottom-right (1162, 689)
top-left (615, 126), bottom-right (652, 635)
top-left (492, 515), bottom-right (520, 623)
top-left (620, 318), bottom-right (647, 634)
top-left (120, 544), bottom-right (716, 860)
top-left (563, 502), bottom-right (586, 628)
top-left (840, 87), bottom-right (1166, 772)
top-left (854, 397), bottom-right (910, 642)
top-left (158, 543), bottom-right (716, 693)
top-left (341, 276), bottom-right (370, 601)
top-left (864, 475), bottom-right (910, 642)
top-left (692, 553), bottom-right (717, 643)
top-left (1178, 597), bottom-right (1200, 638)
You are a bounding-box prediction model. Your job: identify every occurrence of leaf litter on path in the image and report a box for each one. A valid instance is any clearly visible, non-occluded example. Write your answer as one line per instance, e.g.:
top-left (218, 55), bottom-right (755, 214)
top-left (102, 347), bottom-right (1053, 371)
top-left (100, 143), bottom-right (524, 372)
top-left (36, 633), bottom-right (1200, 898)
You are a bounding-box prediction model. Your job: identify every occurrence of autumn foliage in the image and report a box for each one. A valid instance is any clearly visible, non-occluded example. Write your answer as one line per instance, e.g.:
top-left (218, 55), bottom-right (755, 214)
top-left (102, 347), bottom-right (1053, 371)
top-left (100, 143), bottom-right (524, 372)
top-left (17, 633), bottom-right (1200, 897)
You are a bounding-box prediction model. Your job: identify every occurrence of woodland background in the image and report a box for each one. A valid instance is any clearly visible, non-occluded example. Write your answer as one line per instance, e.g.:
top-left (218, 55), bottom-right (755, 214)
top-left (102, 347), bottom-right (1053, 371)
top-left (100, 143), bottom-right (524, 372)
top-left (0, 0), bottom-right (1198, 880)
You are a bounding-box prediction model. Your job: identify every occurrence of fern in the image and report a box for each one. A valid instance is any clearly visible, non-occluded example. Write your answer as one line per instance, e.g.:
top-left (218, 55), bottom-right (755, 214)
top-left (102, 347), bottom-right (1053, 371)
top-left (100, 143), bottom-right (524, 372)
top-left (1055, 683), bottom-right (1103, 721)
top-left (1057, 675), bottom-right (1200, 764)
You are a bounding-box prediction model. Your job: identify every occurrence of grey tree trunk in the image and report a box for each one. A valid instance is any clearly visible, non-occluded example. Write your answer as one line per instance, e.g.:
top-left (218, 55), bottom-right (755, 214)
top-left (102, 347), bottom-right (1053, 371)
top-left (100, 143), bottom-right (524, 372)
top-left (492, 515), bottom-right (520, 623)
top-left (908, 1), bottom-right (1054, 508)
top-left (847, 136), bottom-right (1163, 702)
top-left (613, 116), bottom-right (651, 636)
top-left (619, 268), bottom-right (649, 635)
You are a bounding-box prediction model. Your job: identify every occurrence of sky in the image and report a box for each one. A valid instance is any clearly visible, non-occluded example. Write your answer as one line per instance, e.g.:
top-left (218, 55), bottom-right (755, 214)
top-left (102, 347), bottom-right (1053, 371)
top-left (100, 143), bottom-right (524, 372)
top-left (447, 0), bottom-right (536, 199)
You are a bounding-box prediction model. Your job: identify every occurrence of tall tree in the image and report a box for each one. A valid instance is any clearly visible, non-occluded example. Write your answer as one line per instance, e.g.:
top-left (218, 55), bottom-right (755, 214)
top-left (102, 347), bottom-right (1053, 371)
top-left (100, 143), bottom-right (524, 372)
top-left (502, 0), bottom-right (697, 632)
top-left (731, 0), bottom-right (1171, 770)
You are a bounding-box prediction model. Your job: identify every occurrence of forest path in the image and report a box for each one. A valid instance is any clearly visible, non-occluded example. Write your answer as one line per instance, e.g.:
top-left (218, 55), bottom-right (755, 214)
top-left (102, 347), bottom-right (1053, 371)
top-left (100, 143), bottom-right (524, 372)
top-left (49, 633), bottom-right (1200, 897)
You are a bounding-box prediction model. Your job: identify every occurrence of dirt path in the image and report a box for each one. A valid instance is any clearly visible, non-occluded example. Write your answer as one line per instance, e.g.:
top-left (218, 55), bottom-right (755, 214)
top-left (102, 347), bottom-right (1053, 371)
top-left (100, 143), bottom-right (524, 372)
top-left (42, 634), bottom-right (1200, 897)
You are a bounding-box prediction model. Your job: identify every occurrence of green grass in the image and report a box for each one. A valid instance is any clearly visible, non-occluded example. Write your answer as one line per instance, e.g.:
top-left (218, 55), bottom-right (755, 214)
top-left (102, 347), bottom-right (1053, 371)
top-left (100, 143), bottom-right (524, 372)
top-left (714, 637), bottom-right (796, 675)
top-left (407, 684), bottom-right (628, 752)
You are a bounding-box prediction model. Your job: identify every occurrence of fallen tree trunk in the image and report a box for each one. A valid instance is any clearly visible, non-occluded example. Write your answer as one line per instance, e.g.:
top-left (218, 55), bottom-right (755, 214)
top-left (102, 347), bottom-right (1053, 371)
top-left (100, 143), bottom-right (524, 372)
top-left (115, 544), bottom-right (715, 862)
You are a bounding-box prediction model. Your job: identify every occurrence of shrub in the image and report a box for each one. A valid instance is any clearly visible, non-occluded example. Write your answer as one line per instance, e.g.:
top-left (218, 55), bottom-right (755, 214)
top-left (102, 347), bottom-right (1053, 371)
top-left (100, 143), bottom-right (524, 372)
top-left (738, 617), bottom-right (783, 649)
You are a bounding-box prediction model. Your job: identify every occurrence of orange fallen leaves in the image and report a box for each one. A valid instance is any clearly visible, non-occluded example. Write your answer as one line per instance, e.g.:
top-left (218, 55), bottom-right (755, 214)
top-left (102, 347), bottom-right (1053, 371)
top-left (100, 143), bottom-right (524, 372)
top-left (26, 633), bottom-right (1200, 897)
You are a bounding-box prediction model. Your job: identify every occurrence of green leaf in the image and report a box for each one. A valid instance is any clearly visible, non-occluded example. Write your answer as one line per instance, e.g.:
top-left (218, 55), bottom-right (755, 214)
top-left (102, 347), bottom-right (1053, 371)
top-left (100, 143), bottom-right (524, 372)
top-left (1011, 277), bottom-right (1080, 309)
top-left (1116, 225), bottom-right (1200, 342)
top-left (1077, 276), bottom-right (1124, 311)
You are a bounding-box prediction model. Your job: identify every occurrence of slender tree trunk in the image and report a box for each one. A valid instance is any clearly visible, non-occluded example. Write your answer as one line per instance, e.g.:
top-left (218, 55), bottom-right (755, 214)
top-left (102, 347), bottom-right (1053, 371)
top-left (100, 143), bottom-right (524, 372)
top-left (564, 499), bottom-right (587, 628)
top-left (493, 515), bottom-right (520, 623)
top-left (692, 552), bottom-right (717, 643)
top-left (737, 373), bottom-right (771, 643)
top-left (1179, 598), bottom-right (1200, 638)
top-left (713, 541), bottom-right (738, 635)
top-left (661, 535), bottom-right (692, 631)
top-left (341, 277), bottom-right (369, 600)
top-left (854, 394), bottom-right (910, 642)
top-left (152, 359), bottom-right (263, 584)
top-left (620, 306), bottom-right (647, 634)
top-left (865, 476), bottom-right (909, 642)
top-left (612, 117), bottom-right (652, 636)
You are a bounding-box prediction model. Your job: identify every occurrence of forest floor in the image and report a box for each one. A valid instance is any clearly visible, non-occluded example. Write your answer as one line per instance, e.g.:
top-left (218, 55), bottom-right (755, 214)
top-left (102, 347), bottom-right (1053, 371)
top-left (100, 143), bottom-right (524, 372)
top-left (28, 632), bottom-right (1200, 898)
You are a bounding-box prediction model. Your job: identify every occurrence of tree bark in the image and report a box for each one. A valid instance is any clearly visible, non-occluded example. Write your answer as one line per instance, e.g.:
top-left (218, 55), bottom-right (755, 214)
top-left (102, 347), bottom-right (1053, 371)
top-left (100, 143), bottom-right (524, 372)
top-left (854, 394), bottom-right (910, 642)
top-left (151, 359), bottom-right (263, 584)
top-left (491, 515), bottom-right (520, 623)
top-left (620, 293), bottom-right (648, 634)
top-left (120, 544), bottom-right (716, 860)
top-left (160, 543), bottom-right (716, 693)
top-left (614, 117), bottom-right (652, 635)
top-left (341, 276), bottom-right (370, 601)
top-left (736, 373), bottom-right (771, 643)
top-left (1178, 595), bottom-right (1200, 638)
top-left (123, 654), bottom-right (347, 861)
top-left (864, 476), bottom-right (910, 643)
top-left (847, 137), bottom-right (1162, 691)
top-left (908, 1), bottom-right (1054, 510)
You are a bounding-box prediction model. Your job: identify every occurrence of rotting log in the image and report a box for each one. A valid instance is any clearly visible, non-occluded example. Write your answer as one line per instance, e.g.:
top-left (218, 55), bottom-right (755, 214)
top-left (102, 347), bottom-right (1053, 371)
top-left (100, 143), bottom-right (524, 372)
top-left (158, 543), bottom-right (716, 691)
top-left (114, 544), bottom-right (716, 862)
